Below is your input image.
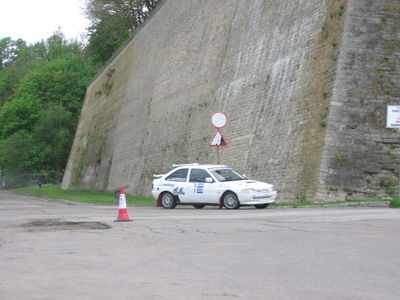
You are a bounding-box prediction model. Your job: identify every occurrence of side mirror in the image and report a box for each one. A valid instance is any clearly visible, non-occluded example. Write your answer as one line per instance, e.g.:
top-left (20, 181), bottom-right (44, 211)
top-left (242, 174), bottom-right (247, 179)
top-left (205, 177), bottom-right (214, 183)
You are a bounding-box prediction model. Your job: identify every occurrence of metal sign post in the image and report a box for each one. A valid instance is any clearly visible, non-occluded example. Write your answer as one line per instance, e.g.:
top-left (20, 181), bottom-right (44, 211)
top-left (209, 112), bottom-right (228, 164)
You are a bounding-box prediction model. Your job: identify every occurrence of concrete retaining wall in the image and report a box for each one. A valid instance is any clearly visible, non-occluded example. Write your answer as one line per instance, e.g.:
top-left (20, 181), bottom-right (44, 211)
top-left (62, 0), bottom-right (400, 202)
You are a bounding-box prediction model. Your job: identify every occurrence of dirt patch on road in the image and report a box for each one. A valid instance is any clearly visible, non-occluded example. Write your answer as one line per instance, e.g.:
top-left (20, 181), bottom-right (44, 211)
top-left (21, 219), bottom-right (111, 231)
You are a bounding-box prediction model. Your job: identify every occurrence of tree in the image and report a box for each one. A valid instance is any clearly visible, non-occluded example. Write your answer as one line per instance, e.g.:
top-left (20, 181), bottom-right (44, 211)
top-left (15, 54), bottom-right (96, 115)
top-left (33, 104), bottom-right (76, 172)
top-left (0, 37), bottom-right (26, 70)
top-left (0, 94), bottom-right (43, 139)
top-left (0, 130), bottom-right (39, 176)
top-left (0, 32), bottom-right (90, 107)
top-left (84, 0), bottom-right (161, 63)
top-left (43, 30), bottom-right (85, 61)
top-left (0, 32), bottom-right (98, 183)
top-left (0, 37), bottom-right (29, 105)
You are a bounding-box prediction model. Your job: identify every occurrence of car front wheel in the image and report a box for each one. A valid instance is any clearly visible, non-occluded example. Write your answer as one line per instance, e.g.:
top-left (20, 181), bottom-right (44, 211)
top-left (161, 192), bottom-right (176, 209)
top-left (223, 192), bottom-right (240, 209)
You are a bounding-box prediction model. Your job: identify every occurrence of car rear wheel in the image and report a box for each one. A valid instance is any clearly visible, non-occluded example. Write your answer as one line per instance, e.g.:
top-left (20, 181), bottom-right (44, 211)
top-left (161, 192), bottom-right (176, 209)
top-left (223, 192), bottom-right (240, 209)
top-left (193, 204), bottom-right (205, 209)
top-left (254, 204), bottom-right (270, 209)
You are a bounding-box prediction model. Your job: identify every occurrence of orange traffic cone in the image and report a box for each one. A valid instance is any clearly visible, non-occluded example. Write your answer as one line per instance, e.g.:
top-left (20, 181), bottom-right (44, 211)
top-left (114, 187), bottom-right (132, 222)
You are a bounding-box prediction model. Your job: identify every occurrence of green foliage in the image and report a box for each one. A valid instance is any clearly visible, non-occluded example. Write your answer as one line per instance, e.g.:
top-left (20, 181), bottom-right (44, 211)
top-left (33, 104), bottom-right (76, 171)
top-left (0, 131), bottom-right (39, 175)
top-left (0, 37), bottom-right (26, 70)
top-left (389, 198), bottom-right (400, 208)
top-left (343, 187), bottom-right (357, 193)
top-left (0, 34), bottom-right (98, 185)
top-left (321, 19), bottom-right (329, 40)
top-left (84, 0), bottom-right (161, 64)
top-left (386, 186), bottom-right (397, 195)
top-left (0, 32), bottom-right (85, 107)
top-left (16, 55), bottom-right (96, 114)
top-left (297, 192), bottom-right (306, 203)
top-left (0, 37), bottom-right (28, 105)
top-left (334, 154), bottom-right (344, 164)
top-left (322, 91), bottom-right (331, 99)
top-left (0, 94), bottom-right (43, 138)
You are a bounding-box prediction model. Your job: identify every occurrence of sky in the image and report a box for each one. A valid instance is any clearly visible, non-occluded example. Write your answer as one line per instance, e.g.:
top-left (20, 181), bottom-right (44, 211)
top-left (0, 0), bottom-right (90, 44)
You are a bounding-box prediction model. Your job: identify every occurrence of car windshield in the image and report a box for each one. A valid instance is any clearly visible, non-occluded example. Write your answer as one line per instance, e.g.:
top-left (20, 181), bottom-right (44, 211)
top-left (209, 168), bottom-right (245, 182)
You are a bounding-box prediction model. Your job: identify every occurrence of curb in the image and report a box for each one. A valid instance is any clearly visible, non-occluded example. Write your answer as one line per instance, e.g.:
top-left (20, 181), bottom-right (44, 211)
top-left (271, 201), bottom-right (391, 209)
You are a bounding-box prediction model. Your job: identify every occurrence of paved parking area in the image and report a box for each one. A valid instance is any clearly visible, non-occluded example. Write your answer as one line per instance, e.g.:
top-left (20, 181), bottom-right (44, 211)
top-left (1, 190), bottom-right (400, 299)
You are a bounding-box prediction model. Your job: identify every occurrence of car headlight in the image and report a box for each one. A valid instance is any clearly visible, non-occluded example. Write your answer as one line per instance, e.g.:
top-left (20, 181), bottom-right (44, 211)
top-left (241, 188), bottom-right (257, 194)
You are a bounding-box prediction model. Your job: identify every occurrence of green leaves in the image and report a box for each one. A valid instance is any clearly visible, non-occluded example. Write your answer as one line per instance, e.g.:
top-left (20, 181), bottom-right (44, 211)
top-left (0, 131), bottom-right (39, 175)
top-left (0, 94), bottom-right (43, 138)
top-left (85, 0), bottom-right (161, 64)
top-left (16, 55), bottom-right (95, 114)
top-left (0, 37), bottom-right (26, 69)
top-left (0, 35), bottom-right (98, 181)
top-left (33, 104), bottom-right (75, 171)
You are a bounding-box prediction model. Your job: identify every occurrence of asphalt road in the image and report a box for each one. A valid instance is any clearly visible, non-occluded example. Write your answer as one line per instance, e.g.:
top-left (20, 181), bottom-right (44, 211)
top-left (0, 190), bottom-right (399, 300)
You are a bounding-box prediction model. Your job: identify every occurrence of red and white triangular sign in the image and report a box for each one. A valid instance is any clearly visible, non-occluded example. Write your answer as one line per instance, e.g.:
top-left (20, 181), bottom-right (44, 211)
top-left (209, 130), bottom-right (227, 147)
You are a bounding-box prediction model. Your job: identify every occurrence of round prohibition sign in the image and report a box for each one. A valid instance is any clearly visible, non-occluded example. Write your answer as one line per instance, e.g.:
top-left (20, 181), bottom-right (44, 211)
top-left (211, 111), bottom-right (227, 129)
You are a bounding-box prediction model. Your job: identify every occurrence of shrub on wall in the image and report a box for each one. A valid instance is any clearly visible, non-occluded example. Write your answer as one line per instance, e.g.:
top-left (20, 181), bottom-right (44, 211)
top-left (389, 198), bottom-right (400, 208)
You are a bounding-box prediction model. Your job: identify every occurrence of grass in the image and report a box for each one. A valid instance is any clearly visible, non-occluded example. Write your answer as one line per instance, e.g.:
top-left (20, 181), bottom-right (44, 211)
top-left (13, 184), bottom-right (395, 208)
top-left (13, 184), bottom-right (155, 206)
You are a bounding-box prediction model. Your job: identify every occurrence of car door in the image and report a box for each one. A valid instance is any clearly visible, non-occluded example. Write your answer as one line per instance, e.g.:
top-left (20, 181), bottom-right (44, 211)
top-left (187, 168), bottom-right (219, 204)
top-left (164, 168), bottom-right (192, 203)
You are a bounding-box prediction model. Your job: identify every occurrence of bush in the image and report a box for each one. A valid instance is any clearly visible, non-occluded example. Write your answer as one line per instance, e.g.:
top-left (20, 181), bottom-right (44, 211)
top-left (389, 199), bottom-right (400, 208)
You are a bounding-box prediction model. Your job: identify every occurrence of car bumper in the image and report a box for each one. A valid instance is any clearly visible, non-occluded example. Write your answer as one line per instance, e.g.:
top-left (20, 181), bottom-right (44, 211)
top-left (238, 191), bottom-right (277, 205)
top-left (151, 190), bottom-right (161, 200)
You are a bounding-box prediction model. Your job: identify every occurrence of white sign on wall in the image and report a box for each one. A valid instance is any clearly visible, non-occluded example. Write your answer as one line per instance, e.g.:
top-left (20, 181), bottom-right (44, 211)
top-left (386, 105), bottom-right (400, 128)
top-left (211, 111), bottom-right (227, 129)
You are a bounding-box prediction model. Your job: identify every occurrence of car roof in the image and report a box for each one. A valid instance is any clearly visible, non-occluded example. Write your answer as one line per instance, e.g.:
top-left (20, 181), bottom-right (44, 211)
top-left (153, 164), bottom-right (233, 178)
top-left (172, 163), bottom-right (229, 169)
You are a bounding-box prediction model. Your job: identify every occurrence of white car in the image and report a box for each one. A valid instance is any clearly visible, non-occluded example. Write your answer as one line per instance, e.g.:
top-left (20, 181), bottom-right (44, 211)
top-left (152, 164), bottom-right (277, 209)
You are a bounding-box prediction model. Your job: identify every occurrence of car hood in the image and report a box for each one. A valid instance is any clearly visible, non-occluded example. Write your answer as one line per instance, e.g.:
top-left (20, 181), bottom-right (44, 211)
top-left (221, 180), bottom-right (274, 190)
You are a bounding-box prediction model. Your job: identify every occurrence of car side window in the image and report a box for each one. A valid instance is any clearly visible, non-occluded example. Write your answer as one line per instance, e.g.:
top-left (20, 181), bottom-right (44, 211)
top-left (166, 169), bottom-right (188, 182)
top-left (189, 169), bottom-right (212, 183)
